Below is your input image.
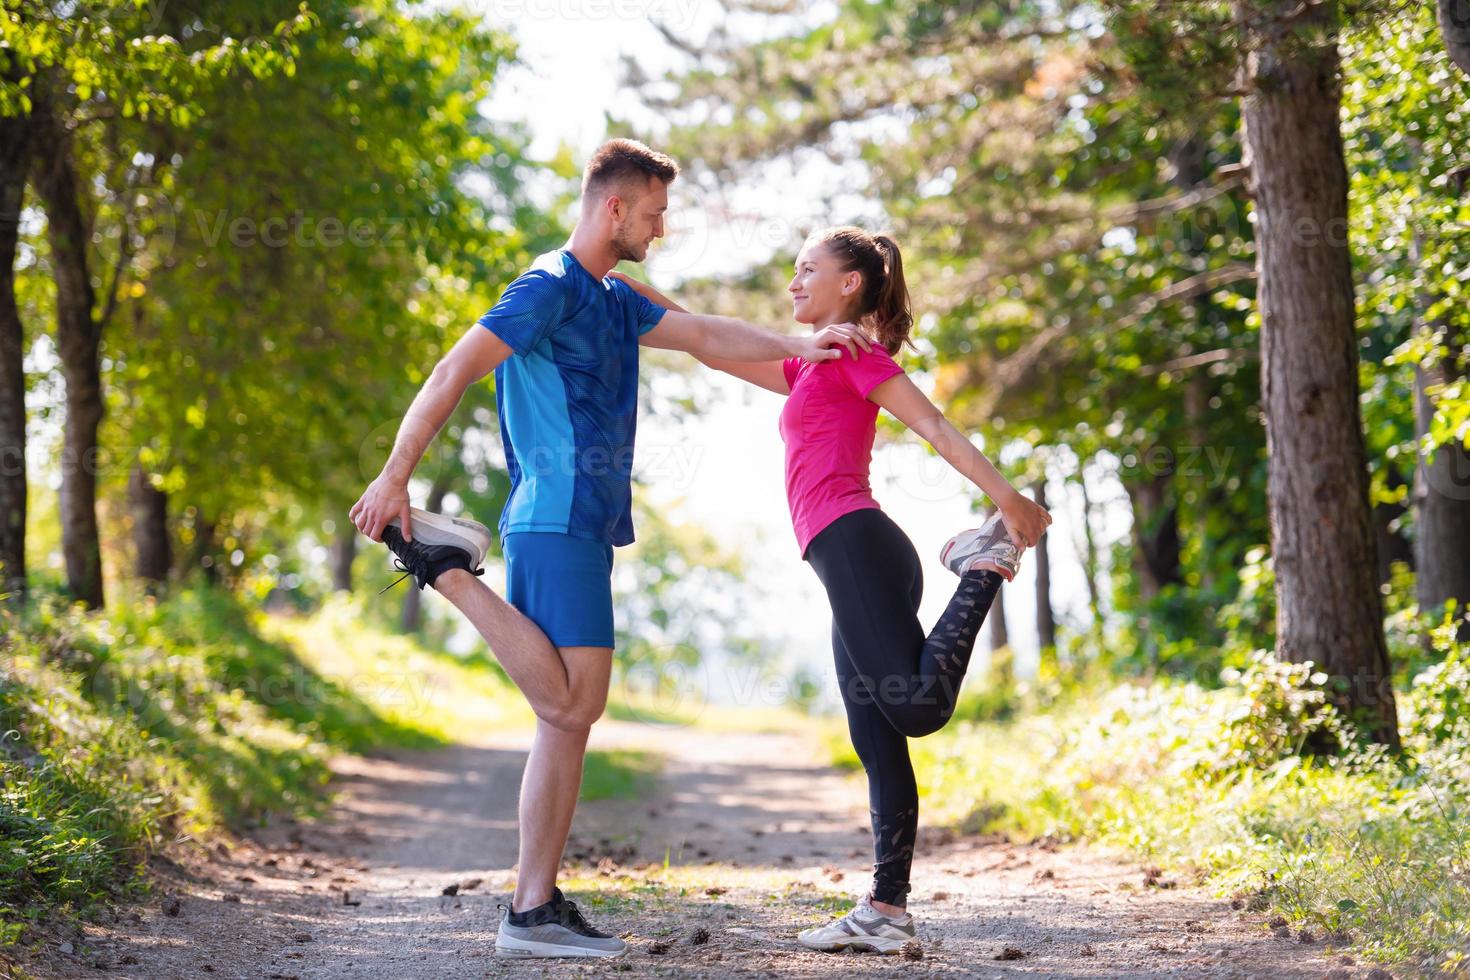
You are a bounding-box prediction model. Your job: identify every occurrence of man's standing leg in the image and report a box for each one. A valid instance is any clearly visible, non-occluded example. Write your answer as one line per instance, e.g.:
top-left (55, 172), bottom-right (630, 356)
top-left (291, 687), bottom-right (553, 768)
top-left (512, 647), bottom-right (611, 910)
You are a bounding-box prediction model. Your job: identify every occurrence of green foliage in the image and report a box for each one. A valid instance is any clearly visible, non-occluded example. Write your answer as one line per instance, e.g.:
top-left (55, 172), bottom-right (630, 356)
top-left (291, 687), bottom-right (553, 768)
top-left (613, 498), bottom-right (771, 677)
top-left (1345, 2), bottom-right (1470, 513)
top-left (641, 0), bottom-right (1269, 655)
top-left (1401, 609), bottom-right (1470, 746)
top-left (0, 586), bottom-right (525, 942)
top-left (10, 0), bottom-right (557, 591)
top-left (944, 643), bottom-right (1021, 725)
top-left (893, 633), bottom-right (1470, 972)
top-left (579, 749), bottom-right (662, 802)
top-left (1208, 652), bottom-right (1345, 770)
top-left (0, 1), bottom-right (313, 121)
top-left (103, 0), bottom-right (549, 548)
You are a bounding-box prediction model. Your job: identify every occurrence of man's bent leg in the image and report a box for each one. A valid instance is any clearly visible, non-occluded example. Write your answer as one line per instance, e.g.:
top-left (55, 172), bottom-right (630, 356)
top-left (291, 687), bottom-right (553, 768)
top-left (513, 646), bottom-right (612, 912)
top-left (434, 569), bottom-right (591, 727)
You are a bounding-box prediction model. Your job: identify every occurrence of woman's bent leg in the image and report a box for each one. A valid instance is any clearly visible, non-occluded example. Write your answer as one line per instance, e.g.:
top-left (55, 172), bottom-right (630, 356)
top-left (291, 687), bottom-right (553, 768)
top-left (807, 509), bottom-right (1001, 737)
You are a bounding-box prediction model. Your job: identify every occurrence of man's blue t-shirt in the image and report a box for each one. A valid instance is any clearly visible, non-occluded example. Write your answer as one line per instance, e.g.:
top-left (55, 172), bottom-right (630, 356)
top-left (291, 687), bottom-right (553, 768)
top-left (477, 249), bottom-right (667, 547)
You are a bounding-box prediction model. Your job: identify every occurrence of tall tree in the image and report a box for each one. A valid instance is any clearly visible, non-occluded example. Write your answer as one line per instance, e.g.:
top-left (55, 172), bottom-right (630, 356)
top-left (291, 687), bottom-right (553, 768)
top-left (1237, 0), bottom-right (1397, 745)
top-left (989, 587), bottom-right (1010, 653)
top-left (7, 0), bottom-right (308, 606)
top-left (1412, 331), bottom-right (1470, 621)
top-left (400, 471), bottom-right (450, 631)
top-left (108, 0), bottom-right (539, 587)
top-left (1034, 481), bottom-right (1056, 651)
top-left (0, 92), bottom-right (29, 599)
top-left (29, 89), bottom-right (105, 606)
top-left (127, 462), bottom-right (169, 589)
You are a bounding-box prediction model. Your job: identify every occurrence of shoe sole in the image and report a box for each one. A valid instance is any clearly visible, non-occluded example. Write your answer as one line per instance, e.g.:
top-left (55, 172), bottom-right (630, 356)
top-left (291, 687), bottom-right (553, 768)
top-left (389, 508), bottom-right (494, 570)
top-left (799, 935), bottom-right (909, 954)
top-left (940, 525), bottom-right (1018, 581)
top-left (493, 935), bottom-right (626, 958)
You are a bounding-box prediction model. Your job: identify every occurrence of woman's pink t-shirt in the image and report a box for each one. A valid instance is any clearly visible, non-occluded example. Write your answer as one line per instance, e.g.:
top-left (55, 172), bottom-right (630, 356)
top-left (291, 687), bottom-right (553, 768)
top-left (780, 347), bottom-right (905, 555)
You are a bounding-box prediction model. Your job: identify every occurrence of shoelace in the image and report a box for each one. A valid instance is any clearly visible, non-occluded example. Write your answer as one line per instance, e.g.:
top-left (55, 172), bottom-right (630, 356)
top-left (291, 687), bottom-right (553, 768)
top-left (498, 897), bottom-right (607, 938)
top-left (377, 557), bottom-right (420, 595)
top-left (377, 556), bottom-right (486, 595)
top-left (558, 899), bottom-right (609, 938)
top-left (378, 534), bottom-right (432, 594)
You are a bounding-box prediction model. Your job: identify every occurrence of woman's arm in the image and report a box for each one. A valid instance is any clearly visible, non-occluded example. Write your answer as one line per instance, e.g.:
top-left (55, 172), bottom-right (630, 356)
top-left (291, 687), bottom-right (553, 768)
top-left (868, 374), bottom-right (1052, 549)
top-left (609, 271), bottom-right (793, 395)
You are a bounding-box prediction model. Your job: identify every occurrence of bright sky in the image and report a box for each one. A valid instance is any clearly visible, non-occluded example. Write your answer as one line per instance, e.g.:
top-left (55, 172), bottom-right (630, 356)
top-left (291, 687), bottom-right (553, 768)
top-left (470, 2), bottom-right (1125, 687)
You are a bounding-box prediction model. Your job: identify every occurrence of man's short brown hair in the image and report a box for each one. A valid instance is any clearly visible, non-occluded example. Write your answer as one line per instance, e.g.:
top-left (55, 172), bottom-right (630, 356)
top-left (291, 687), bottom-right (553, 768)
top-left (582, 138), bottom-right (679, 197)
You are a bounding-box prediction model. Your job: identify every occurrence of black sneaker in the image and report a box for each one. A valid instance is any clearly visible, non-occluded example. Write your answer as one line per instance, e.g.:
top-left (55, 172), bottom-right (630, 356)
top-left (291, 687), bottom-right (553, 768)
top-left (377, 508), bottom-right (493, 592)
top-left (494, 888), bottom-right (626, 958)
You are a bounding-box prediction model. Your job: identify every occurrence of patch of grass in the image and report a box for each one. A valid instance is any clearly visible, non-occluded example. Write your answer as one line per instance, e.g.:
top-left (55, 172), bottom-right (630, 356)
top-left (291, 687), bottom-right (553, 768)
top-left (580, 748), bottom-right (662, 801)
top-left (560, 864), bottom-right (852, 913)
top-left (259, 594), bottom-right (535, 743)
top-left (820, 726), bottom-right (862, 772)
top-left (875, 631), bottom-right (1470, 975)
top-left (605, 695), bottom-right (811, 735)
top-left (0, 587), bottom-right (528, 945)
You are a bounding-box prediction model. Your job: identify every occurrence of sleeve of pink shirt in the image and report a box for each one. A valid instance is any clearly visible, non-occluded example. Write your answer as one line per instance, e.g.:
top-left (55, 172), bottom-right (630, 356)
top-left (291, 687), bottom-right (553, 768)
top-left (839, 347), bottom-right (904, 398)
top-left (782, 357), bottom-right (801, 391)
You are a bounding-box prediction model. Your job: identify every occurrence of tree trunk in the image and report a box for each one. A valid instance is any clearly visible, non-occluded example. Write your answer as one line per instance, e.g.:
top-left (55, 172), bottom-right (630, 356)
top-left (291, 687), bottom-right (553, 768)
top-left (1371, 466), bottom-right (1413, 586)
top-left (331, 522), bottom-right (356, 593)
top-left (1413, 341), bottom-right (1470, 625)
top-left (0, 109), bottom-right (31, 600)
top-left (1075, 467), bottom-right (1103, 637)
top-left (1439, 0), bottom-right (1470, 77)
top-left (1238, 0), bottom-right (1399, 747)
top-left (1034, 481), bottom-right (1056, 652)
top-left (1408, 219), bottom-right (1470, 629)
top-left (986, 505), bottom-right (1010, 651)
top-left (1124, 471), bottom-right (1182, 601)
top-left (401, 476), bottom-right (451, 633)
top-left (128, 464), bottom-right (170, 590)
top-left (181, 510), bottom-right (221, 585)
top-left (31, 99), bottom-right (105, 609)
top-left (988, 584), bottom-right (1009, 652)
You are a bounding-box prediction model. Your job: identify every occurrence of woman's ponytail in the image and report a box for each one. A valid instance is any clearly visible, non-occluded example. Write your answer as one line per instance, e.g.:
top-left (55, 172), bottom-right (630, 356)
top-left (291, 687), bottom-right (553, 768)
top-left (870, 235), bottom-right (913, 356)
top-left (811, 226), bottom-right (915, 356)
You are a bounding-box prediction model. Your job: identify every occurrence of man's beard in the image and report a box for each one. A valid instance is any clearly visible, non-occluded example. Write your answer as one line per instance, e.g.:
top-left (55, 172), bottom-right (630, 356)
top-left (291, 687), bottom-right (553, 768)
top-left (611, 230), bottom-right (647, 263)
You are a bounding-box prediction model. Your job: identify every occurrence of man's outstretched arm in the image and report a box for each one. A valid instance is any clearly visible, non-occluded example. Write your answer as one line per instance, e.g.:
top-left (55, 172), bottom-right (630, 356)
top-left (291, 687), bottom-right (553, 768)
top-left (616, 273), bottom-right (870, 393)
top-left (349, 325), bottom-right (514, 542)
top-left (642, 309), bottom-right (868, 364)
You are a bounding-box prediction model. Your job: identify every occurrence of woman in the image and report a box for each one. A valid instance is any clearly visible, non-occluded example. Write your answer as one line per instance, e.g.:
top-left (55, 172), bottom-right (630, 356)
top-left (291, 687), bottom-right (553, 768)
top-left (614, 226), bottom-right (1051, 953)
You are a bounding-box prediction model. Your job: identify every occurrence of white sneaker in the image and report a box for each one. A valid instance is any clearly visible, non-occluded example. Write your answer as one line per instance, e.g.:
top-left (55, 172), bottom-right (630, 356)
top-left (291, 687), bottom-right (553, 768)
top-left (494, 890), bottom-right (627, 959)
top-left (940, 510), bottom-right (1022, 581)
top-left (378, 508), bottom-right (494, 592)
top-left (797, 897), bottom-right (916, 954)
top-left (387, 508), bottom-right (494, 570)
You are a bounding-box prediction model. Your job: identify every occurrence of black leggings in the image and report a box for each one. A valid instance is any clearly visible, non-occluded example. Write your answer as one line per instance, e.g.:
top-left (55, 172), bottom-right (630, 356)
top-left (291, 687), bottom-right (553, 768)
top-left (805, 508), bottom-right (1002, 907)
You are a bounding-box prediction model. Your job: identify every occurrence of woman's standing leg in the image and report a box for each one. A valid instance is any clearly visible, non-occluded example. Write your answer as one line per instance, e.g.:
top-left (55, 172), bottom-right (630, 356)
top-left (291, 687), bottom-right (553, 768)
top-left (796, 623), bottom-right (923, 953)
top-left (832, 623), bottom-right (919, 909)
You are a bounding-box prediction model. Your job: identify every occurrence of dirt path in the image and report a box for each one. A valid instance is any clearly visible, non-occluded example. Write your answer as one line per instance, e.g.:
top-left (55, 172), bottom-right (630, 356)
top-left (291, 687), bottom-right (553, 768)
top-left (34, 724), bottom-right (1378, 979)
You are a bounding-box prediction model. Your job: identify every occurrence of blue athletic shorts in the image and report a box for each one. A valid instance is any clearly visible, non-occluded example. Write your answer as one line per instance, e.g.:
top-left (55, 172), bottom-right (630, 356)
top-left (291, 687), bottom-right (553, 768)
top-left (503, 532), bottom-right (615, 649)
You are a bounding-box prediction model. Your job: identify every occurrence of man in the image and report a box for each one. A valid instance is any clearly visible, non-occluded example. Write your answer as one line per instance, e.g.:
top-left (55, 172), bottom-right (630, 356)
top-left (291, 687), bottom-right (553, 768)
top-left (348, 138), bottom-right (864, 958)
